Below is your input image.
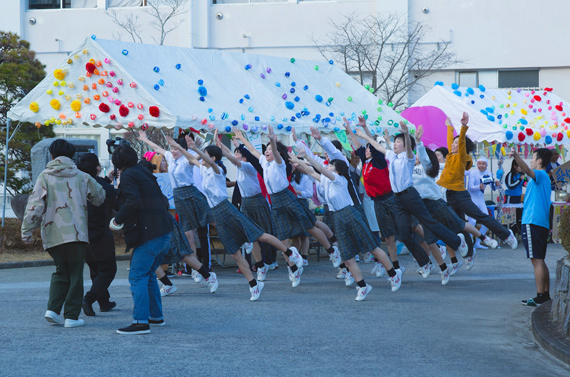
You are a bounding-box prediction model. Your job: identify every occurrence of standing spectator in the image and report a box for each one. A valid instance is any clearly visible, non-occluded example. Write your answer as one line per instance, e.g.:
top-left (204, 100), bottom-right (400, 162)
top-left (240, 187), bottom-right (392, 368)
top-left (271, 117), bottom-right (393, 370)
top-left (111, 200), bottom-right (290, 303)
top-left (110, 144), bottom-right (173, 335)
top-left (76, 153), bottom-right (118, 316)
top-left (545, 149), bottom-right (561, 190)
top-left (22, 139), bottom-right (105, 328)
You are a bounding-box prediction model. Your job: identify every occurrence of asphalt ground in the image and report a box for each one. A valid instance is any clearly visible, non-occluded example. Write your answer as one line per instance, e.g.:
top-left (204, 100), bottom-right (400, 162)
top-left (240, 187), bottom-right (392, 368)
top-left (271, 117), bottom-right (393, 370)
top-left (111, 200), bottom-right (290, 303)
top-left (0, 243), bottom-right (569, 376)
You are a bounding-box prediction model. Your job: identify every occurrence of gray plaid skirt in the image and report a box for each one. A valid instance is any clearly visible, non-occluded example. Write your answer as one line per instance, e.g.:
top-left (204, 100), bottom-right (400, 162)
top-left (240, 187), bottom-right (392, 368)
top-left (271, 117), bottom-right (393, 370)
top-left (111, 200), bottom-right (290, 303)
top-left (295, 198), bottom-right (314, 237)
top-left (322, 204), bottom-right (334, 233)
top-left (422, 198), bottom-right (466, 245)
top-left (241, 193), bottom-right (273, 234)
top-left (212, 199), bottom-right (264, 255)
top-left (270, 188), bottom-right (316, 241)
top-left (373, 194), bottom-right (399, 239)
top-left (332, 205), bottom-right (380, 261)
top-left (173, 185), bottom-right (213, 232)
top-left (161, 215), bottom-right (193, 265)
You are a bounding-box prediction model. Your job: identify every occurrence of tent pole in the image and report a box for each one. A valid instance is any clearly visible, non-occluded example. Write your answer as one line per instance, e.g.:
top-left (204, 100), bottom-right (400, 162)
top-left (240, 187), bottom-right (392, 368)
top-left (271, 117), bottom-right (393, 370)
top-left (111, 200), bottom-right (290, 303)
top-left (2, 118), bottom-right (11, 227)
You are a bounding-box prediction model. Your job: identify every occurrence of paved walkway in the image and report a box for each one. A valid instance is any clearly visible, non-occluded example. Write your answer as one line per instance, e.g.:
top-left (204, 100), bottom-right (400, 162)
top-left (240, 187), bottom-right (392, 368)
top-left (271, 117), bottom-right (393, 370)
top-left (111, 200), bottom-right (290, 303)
top-left (0, 243), bottom-right (569, 376)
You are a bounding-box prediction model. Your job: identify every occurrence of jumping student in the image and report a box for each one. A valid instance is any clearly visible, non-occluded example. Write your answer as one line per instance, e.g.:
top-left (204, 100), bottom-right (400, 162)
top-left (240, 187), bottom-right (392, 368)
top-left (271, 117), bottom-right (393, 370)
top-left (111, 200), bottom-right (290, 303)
top-left (168, 136), bottom-right (304, 299)
top-left (233, 126), bottom-right (342, 285)
top-left (290, 152), bottom-right (402, 301)
top-left (510, 147), bottom-right (553, 307)
top-left (355, 122), bottom-right (469, 278)
top-left (466, 156), bottom-right (496, 249)
top-left (437, 113), bottom-right (518, 250)
top-left (290, 160), bottom-right (314, 266)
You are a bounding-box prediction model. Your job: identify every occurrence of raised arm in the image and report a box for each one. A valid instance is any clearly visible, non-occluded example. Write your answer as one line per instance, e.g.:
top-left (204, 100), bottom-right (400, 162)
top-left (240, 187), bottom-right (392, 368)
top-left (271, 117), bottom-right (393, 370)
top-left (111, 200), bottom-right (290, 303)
top-left (215, 130), bottom-right (242, 168)
top-left (166, 136), bottom-right (201, 168)
top-left (399, 121), bottom-right (414, 159)
top-left (313, 127), bottom-right (348, 162)
top-left (343, 117), bottom-right (362, 150)
top-left (188, 134), bottom-right (220, 175)
top-left (290, 153), bottom-right (322, 182)
top-left (267, 125), bottom-right (282, 165)
top-left (415, 125), bottom-right (432, 170)
top-left (458, 112), bottom-right (469, 155)
top-left (509, 149), bottom-right (535, 181)
top-left (138, 130), bottom-right (168, 156)
top-left (445, 117), bottom-right (454, 151)
top-left (358, 115), bottom-right (374, 139)
top-left (233, 128), bottom-right (261, 159)
top-left (355, 128), bottom-right (387, 155)
top-left (296, 149), bottom-right (335, 181)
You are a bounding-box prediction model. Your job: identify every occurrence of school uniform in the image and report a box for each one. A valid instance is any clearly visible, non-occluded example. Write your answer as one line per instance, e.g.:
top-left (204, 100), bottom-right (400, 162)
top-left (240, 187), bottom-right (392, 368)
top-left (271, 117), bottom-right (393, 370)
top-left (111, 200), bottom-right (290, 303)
top-left (165, 151), bottom-right (213, 232)
top-left (200, 165), bottom-right (263, 255)
top-left (260, 155), bottom-right (316, 241)
top-left (291, 174), bottom-right (316, 237)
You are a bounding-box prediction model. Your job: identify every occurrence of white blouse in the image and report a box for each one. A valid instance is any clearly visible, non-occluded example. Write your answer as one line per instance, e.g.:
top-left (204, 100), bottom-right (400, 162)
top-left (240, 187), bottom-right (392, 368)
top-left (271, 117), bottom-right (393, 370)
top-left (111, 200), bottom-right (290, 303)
top-left (291, 174), bottom-right (314, 199)
top-left (237, 162), bottom-right (262, 198)
top-left (200, 165), bottom-right (228, 208)
top-left (164, 150), bottom-right (194, 189)
top-left (259, 155), bottom-right (289, 195)
top-left (321, 173), bottom-right (353, 212)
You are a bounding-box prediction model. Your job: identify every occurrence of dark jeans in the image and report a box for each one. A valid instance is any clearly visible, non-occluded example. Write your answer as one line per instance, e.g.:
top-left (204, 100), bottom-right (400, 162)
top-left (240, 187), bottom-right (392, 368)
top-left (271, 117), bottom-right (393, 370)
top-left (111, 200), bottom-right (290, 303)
top-left (47, 242), bottom-right (87, 320)
top-left (84, 231), bottom-right (117, 307)
top-left (394, 187), bottom-right (461, 266)
top-left (446, 189), bottom-right (510, 240)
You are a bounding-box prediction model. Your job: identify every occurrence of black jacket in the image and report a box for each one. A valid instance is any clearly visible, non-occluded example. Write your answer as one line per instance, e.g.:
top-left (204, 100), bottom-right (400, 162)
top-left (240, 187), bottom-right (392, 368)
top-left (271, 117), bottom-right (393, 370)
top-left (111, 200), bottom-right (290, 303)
top-left (87, 176), bottom-right (117, 243)
top-left (115, 164), bottom-right (173, 250)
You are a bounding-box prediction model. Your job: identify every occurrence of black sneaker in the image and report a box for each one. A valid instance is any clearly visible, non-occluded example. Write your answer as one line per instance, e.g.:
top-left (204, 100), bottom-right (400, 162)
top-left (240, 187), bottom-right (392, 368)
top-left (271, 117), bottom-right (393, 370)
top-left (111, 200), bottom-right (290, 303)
top-left (100, 302), bottom-right (117, 312)
top-left (148, 319), bottom-right (165, 326)
top-left (116, 323), bottom-right (151, 335)
top-left (82, 300), bottom-right (96, 316)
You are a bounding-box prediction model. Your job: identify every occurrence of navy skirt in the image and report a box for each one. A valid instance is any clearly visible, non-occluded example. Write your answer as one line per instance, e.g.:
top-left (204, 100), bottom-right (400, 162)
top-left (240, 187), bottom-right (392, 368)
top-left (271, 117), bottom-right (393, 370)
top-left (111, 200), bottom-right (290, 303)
top-left (211, 200), bottom-right (264, 255)
top-left (322, 204), bottom-right (334, 233)
top-left (270, 188), bottom-right (316, 241)
top-left (331, 205), bottom-right (380, 261)
top-left (161, 215), bottom-right (193, 265)
top-left (422, 198), bottom-right (465, 244)
top-left (295, 198), bottom-right (314, 237)
top-left (373, 195), bottom-right (399, 239)
top-left (173, 185), bottom-right (213, 232)
top-left (241, 193), bottom-right (273, 234)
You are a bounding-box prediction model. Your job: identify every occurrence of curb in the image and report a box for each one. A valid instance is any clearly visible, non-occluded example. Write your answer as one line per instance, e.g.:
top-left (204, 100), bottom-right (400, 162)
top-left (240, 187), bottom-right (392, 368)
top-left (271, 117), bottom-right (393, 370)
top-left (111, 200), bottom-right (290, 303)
top-left (0, 254), bottom-right (132, 270)
top-left (531, 300), bottom-right (570, 366)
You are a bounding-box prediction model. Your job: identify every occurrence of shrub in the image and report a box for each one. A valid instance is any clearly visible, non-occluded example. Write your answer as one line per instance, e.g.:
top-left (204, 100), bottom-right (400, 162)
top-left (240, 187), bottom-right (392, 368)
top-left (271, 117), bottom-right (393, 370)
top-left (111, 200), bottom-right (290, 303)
top-left (557, 208), bottom-right (570, 257)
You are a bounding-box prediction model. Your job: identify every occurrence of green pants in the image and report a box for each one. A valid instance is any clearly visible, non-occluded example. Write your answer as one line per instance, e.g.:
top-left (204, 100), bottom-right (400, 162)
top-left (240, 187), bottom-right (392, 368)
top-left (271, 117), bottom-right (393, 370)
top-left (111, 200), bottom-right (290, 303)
top-left (47, 242), bottom-right (87, 320)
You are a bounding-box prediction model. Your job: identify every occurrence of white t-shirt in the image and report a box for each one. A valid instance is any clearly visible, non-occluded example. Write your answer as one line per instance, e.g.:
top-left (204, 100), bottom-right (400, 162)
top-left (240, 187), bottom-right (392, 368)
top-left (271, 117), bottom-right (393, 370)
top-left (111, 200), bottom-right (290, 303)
top-left (259, 155), bottom-right (289, 195)
top-left (164, 151), bottom-right (194, 189)
top-left (237, 161), bottom-right (262, 198)
top-left (321, 173), bottom-right (353, 212)
top-left (200, 165), bottom-right (228, 208)
top-left (413, 142), bottom-right (443, 201)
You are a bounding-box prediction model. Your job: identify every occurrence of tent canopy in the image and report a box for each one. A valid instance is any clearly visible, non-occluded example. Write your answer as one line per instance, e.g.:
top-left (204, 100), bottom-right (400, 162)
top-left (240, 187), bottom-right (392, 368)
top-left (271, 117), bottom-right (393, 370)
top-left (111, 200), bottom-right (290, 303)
top-left (410, 84), bottom-right (570, 145)
top-left (7, 38), bottom-right (406, 135)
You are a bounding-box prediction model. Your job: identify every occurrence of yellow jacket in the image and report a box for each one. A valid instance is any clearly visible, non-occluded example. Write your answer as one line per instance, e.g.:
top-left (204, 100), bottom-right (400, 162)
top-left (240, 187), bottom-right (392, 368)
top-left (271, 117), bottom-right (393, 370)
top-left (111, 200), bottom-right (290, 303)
top-left (436, 125), bottom-right (473, 191)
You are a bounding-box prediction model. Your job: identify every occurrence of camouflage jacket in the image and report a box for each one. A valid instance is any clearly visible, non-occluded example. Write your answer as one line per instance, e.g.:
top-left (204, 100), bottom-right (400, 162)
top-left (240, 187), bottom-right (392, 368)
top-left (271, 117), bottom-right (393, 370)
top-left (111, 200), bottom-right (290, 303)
top-left (21, 156), bottom-right (106, 250)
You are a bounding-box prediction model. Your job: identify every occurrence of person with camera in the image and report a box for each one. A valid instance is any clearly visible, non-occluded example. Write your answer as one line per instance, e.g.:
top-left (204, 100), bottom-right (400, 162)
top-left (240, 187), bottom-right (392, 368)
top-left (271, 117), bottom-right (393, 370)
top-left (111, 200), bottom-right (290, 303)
top-left (466, 156), bottom-right (498, 249)
top-left (76, 153), bottom-right (118, 316)
top-left (21, 139), bottom-right (106, 328)
top-left (109, 144), bottom-right (173, 335)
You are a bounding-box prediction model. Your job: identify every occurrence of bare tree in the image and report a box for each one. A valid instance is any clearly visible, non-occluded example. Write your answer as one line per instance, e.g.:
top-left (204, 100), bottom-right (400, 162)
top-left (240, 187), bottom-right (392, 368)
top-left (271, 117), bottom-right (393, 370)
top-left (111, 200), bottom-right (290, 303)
top-left (313, 12), bottom-right (461, 110)
top-left (108, 0), bottom-right (188, 46)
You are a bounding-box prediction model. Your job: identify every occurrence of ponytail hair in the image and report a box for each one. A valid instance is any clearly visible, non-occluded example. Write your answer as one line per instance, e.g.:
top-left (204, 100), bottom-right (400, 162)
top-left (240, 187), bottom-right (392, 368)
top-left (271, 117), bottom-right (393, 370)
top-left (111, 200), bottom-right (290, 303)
top-left (330, 159), bottom-right (359, 206)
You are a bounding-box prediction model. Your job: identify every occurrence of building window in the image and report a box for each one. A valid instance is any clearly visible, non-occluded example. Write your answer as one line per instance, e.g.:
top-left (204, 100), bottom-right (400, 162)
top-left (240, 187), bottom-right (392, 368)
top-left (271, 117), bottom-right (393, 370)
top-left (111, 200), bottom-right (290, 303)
top-left (29, 0), bottom-right (144, 9)
top-left (458, 71), bottom-right (478, 87)
top-left (29, 0), bottom-right (61, 9)
top-left (498, 70), bottom-right (539, 89)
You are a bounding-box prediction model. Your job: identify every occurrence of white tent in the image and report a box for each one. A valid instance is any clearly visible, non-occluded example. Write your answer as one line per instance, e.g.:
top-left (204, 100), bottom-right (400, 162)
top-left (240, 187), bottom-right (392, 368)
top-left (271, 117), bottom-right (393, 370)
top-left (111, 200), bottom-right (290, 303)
top-left (7, 38), bottom-right (406, 135)
top-left (412, 84), bottom-right (570, 145)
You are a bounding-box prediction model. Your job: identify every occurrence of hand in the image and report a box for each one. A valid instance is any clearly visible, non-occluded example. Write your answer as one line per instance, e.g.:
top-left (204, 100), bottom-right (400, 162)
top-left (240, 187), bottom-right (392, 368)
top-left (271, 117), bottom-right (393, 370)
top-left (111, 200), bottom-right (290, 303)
top-left (185, 134), bottom-right (196, 149)
top-left (508, 148), bottom-right (516, 158)
top-left (268, 125), bottom-right (275, 140)
top-left (310, 126), bottom-right (322, 140)
top-left (383, 129), bottom-right (390, 144)
top-left (288, 151), bottom-right (299, 163)
top-left (445, 117), bottom-right (452, 127)
top-left (231, 136), bottom-right (240, 148)
top-left (165, 136), bottom-right (177, 148)
top-left (291, 127), bottom-right (298, 142)
top-left (355, 128), bottom-right (367, 139)
top-left (106, 167), bottom-right (116, 180)
top-left (399, 121), bottom-right (409, 134)
top-left (461, 112), bottom-right (469, 126)
top-left (297, 149), bottom-right (307, 158)
top-left (479, 183), bottom-right (485, 190)
top-left (214, 129), bottom-right (221, 147)
top-left (358, 115), bottom-right (367, 128)
top-left (415, 124), bottom-right (423, 142)
top-left (232, 128), bottom-right (245, 141)
top-left (342, 117), bottom-right (351, 131)
top-left (137, 130), bottom-right (148, 141)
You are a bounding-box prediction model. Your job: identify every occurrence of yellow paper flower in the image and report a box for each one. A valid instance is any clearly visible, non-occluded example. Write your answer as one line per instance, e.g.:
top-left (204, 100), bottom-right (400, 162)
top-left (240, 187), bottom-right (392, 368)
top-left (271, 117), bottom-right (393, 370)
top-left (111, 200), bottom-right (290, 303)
top-left (29, 102), bottom-right (39, 112)
top-left (70, 100), bottom-right (81, 112)
top-left (54, 69), bottom-right (66, 80)
top-left (50, 99), bottom-right (61, 110)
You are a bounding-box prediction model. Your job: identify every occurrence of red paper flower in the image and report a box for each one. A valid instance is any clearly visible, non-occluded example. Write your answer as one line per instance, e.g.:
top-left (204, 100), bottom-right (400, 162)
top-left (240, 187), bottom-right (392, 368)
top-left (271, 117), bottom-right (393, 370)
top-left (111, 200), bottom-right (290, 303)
top-left (110, 114), bottom-right (116, 120)
top-left (544, 87), bottom-right (553, 92)
top-left (99, 103), bottom-right (110, 113)
top-left (86, 63), bottom-right (96, 73)
top-left (533, 95), bottom-right (541, 101)
top-left (518, 132), bottom-right (526, 142)
top-left (119, 104), bottom-right (129, 117)
top-left (149, 106), bottom-right (160, 117)
top-left (525, 128), bottom-right (533, 136)
top-left (558, 132), bottom-right (564, 142)
top-left (556, 105), bottom-right (563, 111)
top-left (564, 117), bottom-right (570, 124)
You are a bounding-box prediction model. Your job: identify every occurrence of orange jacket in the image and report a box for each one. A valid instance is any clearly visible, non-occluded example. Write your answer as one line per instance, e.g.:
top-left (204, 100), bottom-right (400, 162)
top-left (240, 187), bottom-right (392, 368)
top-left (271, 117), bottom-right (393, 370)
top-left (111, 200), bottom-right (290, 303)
top-left (436, 125), bottom-right (473, 191)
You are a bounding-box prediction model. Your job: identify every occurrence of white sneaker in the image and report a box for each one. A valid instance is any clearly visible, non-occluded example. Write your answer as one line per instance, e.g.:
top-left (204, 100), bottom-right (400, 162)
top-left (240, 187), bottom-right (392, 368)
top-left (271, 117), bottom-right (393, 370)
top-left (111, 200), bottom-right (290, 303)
top-left (420, 263), bottom-right (432, 279)
top-left (482, 236), bottom-right (498, 249)
top-left (354, 255), bottom-right (360, 262)
top-left (288, 247), bottom-right (303, 269)
top-left (441, 267), bottom-right (451, 286)
top-left (290, 266), bottom-right (303, 288)
top-left (464, 255), bottom-right (475, 271)
top-left (268, 261), bottom-right (279, 270)
top-left (474, 239), bottom-right (488, 250)
top-left (355, 284), bottom-right (372, 301)
top-left (302, 258), bottom-right (309, 267)
top-left (362, 252), bottom-right (374, 263)
top-left (457, 233), bottom-right (468, 257)
top-left (416, 263), bottom-right (434, 276)
top-left (329, 246), bottom-right (342, 268)
top-left (439, 245), bottom-right (447, 261)
top-left (371, 263), bottom-right (379, 275)
top-left (505, 229), bottom-right (518, 250)
top-left (450, 261), bottom-right (463, 275)
top-left (243, 242), bottom-right (254, 254)
top-left (389, 269), bottom-right (403, 292)
top-left (191, 270), bottom-right (203, 283)
top-left (206, 272), bottom-right (218, 293)
top-left (396, 266), bottom-right (406, 276)
top-left (344, 271), bottom-right (355, 286)
top-left (249, 281), bottom-right (264, 301)
top-left (45, 310), bottom-right (63, 325)
top-left (64, 318), bottom-right (85, 328)
top-left (336, 268), bottom-right (347, 279)
top-left (375, 263), bottom-right (386, 278)
top-left (160, 284), bottom-right (178, 297)
top-left (257, 264), bottom-right (269, 282)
